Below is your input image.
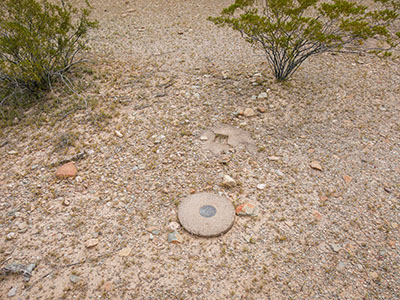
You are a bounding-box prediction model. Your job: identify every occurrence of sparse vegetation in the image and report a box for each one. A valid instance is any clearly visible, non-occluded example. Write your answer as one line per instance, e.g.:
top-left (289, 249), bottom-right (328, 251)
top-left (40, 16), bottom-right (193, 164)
top-left (209, 0), bottom-right (400, 80)
top-left (0, 0), bottom-right (97, 114)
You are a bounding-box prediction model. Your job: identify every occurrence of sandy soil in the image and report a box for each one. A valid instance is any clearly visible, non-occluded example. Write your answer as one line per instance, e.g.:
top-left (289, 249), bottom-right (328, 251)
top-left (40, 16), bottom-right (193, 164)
top-left (1, 0), bottom-right (399, 299)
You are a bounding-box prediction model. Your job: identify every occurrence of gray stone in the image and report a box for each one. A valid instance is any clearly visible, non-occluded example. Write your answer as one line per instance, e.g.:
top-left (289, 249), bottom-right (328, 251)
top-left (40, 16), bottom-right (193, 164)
top-left (258, 92), bottom-right (268, 99)
top-left (8, 287), bottom-right (17, 297)
top-left (70, 275), bottom-right (80, 284)
top-left (168, 231), bottom-right (183, 243)
top-left (337, 262), bottom-right (346, 271)
top-left (331, 243), bottom-right (341, 253)
top-left (26, 264), bottom-right (36, 273)
top-left (178, 193), bottom-right (235, 237)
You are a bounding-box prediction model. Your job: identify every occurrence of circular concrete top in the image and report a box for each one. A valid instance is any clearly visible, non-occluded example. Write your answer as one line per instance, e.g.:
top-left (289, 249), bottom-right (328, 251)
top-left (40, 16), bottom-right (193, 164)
top-left (178, 193), bottom-right (235, 237)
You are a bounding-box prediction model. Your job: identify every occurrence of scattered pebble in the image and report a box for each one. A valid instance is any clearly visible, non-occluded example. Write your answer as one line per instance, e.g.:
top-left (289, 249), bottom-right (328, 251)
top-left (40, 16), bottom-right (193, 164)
top-left (115, 130), bottom-right (123, 137)
top-left (168, 222), bottom-right (180, 231)
top-left (85, 238), bottom-right (98, 248)
top-left (257, 107), bottom-right (266, 113)
top-left (56, 162), bottom-right (77, 179)
top-left (285, 220), bottom-right (294, 227)
top-left (7, 286), bottom-right (17, 297)
top-left (70, 275), bottom-right (80, 284)
top-left (236, 203), bottom-right (258, 216)
top-left (222, 175), bottom-right (236, 188)
top-left (268, 156), bottom-right (280, 161)
top-left (258, 92), bottom-right (268, 99)
top-left (312, 210), bottom-right (323, 221)
top-left (256, 184), bottom-right (266, 190)
top-left (17, 222), bottom-right (27, 233)
top-left (103, 281), bottom-right (113, 291)
top-left (274, 169), bottom-right (284, 177)
top-left (244, 235), bottom-right (256, 244)
top-left (62, 199), bottom-right (71, 206)
top-left (6, 232), bottom-right (17, 240)
top-left (168, 231), bottom-right (183, 243)
top-left (7, 150), bottom-right (18, 155)
top-left (310, 161), bottom-right (323, 171)
top-left (343, 175), bottom-right (352, 184)
top-left (199, 135), bottom-right (208, 141)
top-left (26, 263), bottom-right (36, 273)
top-left (151, 229), bottom-right (160, 235)
top-left (330, 243), bottom-right (341, 253)
top-left (337, 262), bottom-right (346, 271)
top-left (243, 108), bottom-right (256, 117)
top-left (319, 195), bottom-right (328, 202)
top-left (369, 271), bottom-right (379, 280)
top-left (118, 247), bottom-right (132, 257)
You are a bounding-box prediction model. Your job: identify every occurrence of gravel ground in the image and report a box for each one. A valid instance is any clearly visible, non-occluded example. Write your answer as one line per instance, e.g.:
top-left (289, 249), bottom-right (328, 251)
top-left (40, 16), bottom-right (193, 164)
top-left (1, 0), bottom-right (399, 299)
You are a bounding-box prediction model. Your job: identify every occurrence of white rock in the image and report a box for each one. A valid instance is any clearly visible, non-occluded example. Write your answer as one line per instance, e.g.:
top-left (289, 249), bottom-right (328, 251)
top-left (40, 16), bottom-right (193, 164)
top-left (222, 175), bottom-right (236, 188)
top-left (118, 247), bottom-right (132, 257)
top-left (267, 156), bottom-right (280, 161)
top-left (6, 232), bottom-right (17, 240)
top-left (199, 135), bottom-right (208, 141)
top-left (85, 238), bottom-right (98, 248)
top-left (256, 184), bottom-right (266, 190)
top-left (168, 221), bottom-right (180, 231)
top-left (258, 92), bottom-right (268, 99)
top-left (115, 130), bottom-right (123, 137)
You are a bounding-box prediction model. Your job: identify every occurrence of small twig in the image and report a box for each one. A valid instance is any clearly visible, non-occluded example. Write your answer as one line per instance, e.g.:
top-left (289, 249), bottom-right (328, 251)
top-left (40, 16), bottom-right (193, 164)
top-left (133, 104), bottom-right (151, 110)
top-left (0, 256), bottom-right (12, 266)
top-left (23, 248), bottom-right (122, 295)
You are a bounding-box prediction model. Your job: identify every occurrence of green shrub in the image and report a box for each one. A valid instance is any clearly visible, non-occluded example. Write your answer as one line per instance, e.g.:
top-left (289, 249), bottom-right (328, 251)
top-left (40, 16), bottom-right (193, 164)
top-left (0, 0), bottom-right (97, 106)
top-left (209, 0), bottom-right (400, 81)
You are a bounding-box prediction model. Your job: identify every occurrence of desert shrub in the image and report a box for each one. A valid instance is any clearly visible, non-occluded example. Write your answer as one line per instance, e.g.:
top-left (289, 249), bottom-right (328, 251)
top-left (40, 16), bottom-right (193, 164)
top-left (0, 0), bottom-right (97, 107)
top-left (209, 0), bottom-right (400, 81)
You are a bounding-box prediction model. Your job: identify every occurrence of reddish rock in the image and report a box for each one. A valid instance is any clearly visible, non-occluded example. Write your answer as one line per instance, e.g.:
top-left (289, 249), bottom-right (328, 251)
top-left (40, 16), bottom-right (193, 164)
top-left (103, 281), bottom-right (112, 291)
top-left (343, 175), bottom-right (352, 184)
top-left (310, 161), bottom-right (322, 171)
top-left (257, 107), bottom-right (266, 113)
top-left (313, 210), bottom-right (323, 221)
top-left (56, 162), bottom-right (77, 178)
top-left (236, 203), bottom-right (258, 216)
top-left (319, 195), bottom-right (328, 202)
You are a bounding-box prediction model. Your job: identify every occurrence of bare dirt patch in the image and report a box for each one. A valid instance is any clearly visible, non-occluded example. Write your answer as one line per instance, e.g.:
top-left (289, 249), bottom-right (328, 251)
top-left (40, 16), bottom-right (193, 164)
top-left (1, 0), bottom-right (399, 299)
